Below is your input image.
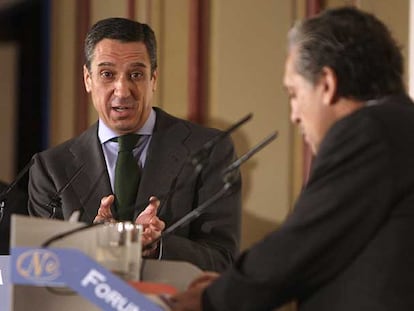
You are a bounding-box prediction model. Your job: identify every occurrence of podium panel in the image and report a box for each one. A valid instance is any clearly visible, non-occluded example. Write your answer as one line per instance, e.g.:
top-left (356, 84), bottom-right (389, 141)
top-left (0, 256), bottom-right (11, 311)
top-left (14, 286), bottom-right (99, 310)
top-left (9, 215), bottom-right (202, 311)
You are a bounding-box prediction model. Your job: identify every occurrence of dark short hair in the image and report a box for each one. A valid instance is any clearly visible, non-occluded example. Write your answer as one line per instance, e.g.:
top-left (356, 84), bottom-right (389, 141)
top-left (84, 17), bottom-right (157, 75)
top-left (288, 6), bottom-right (405, 101)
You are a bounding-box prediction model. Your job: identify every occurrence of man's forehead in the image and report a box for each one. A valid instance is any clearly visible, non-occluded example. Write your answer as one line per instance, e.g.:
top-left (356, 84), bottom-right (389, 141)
top-left (92, 39), bottom-right (150, 63)
top-left (283, 50), bottom-right (296, 86)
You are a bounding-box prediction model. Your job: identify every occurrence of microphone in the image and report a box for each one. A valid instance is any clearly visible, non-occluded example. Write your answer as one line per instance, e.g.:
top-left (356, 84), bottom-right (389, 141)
top-left (222, 131), bottom-right (278, 183)
top-left (0, 158), bottom-right (34, 224)
top-left (41, 222), bottom-right (101, 247)
top-left (128, 113), bottom-right (254, 218)
top-left (144, 130), bottom-right (278, 251)
top-left (46, 164), bottom-right (84, 219)
top-left (40, 167), bottom-right (108, 246)
top-left (190, 113), bottom-right (253, 172)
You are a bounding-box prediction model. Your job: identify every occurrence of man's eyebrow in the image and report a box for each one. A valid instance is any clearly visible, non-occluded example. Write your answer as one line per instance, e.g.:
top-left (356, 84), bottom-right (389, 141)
top-left (130, 62), bottom-right (148, 68)
top-left (96, 62), bottom-right (148, 68)
top-left (97, 62), bottom-right (115, 67)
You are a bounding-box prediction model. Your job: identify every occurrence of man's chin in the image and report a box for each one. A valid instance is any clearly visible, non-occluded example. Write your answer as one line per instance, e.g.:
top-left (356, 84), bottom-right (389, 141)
top-left (111, 122), bottom-right (138, 135)
top-left (304, 138), bottom-right (317, 155)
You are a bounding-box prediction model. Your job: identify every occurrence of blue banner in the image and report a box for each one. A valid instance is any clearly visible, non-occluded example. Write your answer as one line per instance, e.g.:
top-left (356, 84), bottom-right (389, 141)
top-left (11, 247), bottom-right (163, 311)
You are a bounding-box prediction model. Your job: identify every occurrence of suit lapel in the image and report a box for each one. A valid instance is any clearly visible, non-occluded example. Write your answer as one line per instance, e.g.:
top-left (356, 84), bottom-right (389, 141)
top-left (67, 123), bottom-right (112, 222)
top-left (134, 109), bottom-right (190, 217)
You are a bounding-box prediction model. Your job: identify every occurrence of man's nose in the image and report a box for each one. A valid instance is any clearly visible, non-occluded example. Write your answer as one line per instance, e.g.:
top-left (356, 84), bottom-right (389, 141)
top-left (114, 76), bottom-right (132, 98)
top-left (290, 109), bottom-right (300, 125)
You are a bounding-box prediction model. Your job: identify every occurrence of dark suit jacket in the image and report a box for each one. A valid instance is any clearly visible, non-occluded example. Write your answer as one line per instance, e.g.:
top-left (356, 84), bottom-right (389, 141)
top-left (28, 108), bottom-right (241, 272)
top-left (203, 94), bottom-right (414, 310)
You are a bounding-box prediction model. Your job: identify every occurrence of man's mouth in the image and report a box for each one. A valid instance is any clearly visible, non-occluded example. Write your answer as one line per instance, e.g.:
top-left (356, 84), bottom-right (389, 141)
top-left (113, 106), bottom-right (130, 112)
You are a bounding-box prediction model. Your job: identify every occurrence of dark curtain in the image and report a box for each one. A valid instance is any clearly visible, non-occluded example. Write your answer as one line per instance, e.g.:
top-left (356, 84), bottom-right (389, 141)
top-left (0, 0), bottom-right (50, 188)
top-left (0, 0), bottom-right (50, 254)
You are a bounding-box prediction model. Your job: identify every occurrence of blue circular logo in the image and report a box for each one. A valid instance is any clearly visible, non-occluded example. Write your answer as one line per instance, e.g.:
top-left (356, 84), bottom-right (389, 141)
top-left (16, 250), bottom-right (61, 282)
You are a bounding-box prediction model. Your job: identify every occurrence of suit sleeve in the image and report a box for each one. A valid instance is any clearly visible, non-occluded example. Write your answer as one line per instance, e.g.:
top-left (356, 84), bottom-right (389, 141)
top-left (161, 135), bottom-right (242, 272)
top-left (203, 114), bottom-right (394, 310)
top-left (27, 153), bottom-right (61, 219)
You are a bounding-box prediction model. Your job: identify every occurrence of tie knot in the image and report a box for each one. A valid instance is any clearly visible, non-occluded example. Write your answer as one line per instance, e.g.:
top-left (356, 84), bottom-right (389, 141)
top-left (117, 134), bottom-right (140, 152)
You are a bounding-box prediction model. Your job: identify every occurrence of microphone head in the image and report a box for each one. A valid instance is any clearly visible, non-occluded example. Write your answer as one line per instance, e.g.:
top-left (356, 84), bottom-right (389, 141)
top-left (190, 150), bottom-right (210, 172)
top-left (189, 113), bottom-right (253, 171)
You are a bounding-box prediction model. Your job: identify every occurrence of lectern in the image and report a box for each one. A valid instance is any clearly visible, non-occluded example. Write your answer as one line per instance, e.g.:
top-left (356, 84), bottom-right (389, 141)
top-left (8, 215), bottom-right (202, 311)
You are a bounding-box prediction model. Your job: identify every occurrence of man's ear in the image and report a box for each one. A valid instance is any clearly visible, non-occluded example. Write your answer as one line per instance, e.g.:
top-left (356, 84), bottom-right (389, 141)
top-left (83, 65), bottom-right (91, 93)
top-left (320, 66), bottom-right (338, 106)
top-left (151, 69), bottom-right (158, 92)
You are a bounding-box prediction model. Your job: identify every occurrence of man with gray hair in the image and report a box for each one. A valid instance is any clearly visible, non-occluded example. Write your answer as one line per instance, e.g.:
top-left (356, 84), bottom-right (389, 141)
top-left (171, 6), bottom-right (414, 310)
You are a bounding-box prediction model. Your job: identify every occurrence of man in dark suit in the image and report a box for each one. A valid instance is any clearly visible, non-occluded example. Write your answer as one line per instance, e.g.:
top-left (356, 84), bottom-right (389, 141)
top-left (171, 7), bottom-right (414, 310)
top-left (28, 18), bottom-right (241, 272)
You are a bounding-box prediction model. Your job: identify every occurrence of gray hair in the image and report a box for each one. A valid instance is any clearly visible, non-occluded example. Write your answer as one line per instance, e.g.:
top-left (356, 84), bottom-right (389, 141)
top-left (287, 7), bottom-right (404, 101)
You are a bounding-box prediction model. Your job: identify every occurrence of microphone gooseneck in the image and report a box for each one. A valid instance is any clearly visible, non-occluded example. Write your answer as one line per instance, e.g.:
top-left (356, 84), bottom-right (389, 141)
top-left (143, 130), bottom-right (278, 251)
top-left (47, 164), bottom-right (84, 219)
top-left (0, 158), bottom-right (34, 223)
top-left (190, 113), bottom-right (253, 172)
top-left (41, 222), bottom-right (102, 248)
top-left (127, 113), bottom-right (254, 218)
top-left (143, 180), bottom-right (234, 252)
top-left (222, 131), bottom-right (278, 183)
top-left (161, 182), bottom-right (232, 238)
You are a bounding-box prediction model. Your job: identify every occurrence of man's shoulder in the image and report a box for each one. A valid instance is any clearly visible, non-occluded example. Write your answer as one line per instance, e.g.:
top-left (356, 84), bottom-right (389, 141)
top-left (154, 107), bottom-right (221, 137)
top-left (38, 123), bottom-right (98, 159)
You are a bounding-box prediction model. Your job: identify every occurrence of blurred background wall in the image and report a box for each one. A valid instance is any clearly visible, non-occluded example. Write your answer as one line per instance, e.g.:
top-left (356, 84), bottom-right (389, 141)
top-left (0, 1), bottom-right (410, 310)
top-left (0, 0), bottom-right (410, 252)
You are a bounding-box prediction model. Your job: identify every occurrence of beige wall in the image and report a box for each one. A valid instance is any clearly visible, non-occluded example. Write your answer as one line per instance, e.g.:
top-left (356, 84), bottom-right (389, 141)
top-left (155, 0), bottom-right (190, 118)
top-left (208, 0), bottom-right (296, 249)
top-left (50, 0), bottom-right (77, 147)
top-left (49, 0), bottom-right (410, 253)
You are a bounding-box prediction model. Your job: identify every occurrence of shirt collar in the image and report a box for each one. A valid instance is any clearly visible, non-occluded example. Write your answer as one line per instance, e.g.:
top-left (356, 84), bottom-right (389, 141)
top-left (98, 108), bottom-right (156, 144)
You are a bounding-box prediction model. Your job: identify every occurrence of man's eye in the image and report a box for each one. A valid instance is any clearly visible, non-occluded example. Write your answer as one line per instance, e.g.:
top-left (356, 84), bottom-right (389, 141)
top-left (100, 71), bottom-right (113, 79)
top-left (131, 72), bottom-right (144, 80)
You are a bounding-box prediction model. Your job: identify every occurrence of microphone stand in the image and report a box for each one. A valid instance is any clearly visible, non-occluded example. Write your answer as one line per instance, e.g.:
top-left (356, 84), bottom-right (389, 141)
top-left (125, 113), bottom-right (254, 220)
top-left (41, 222), bottom-right (102, 248)
top-left (222, 131), bottom-right (278, 177)
top-left (190, 113), bottom-right (253, 172)
top-left (143, 130), bottom-right (279, 251)
top-left (46, 164), bottom-right (84, 219)
top-left (160, 182), bottom-right (232, 241)
top-left (0, 159), bottom-right (34, 223)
